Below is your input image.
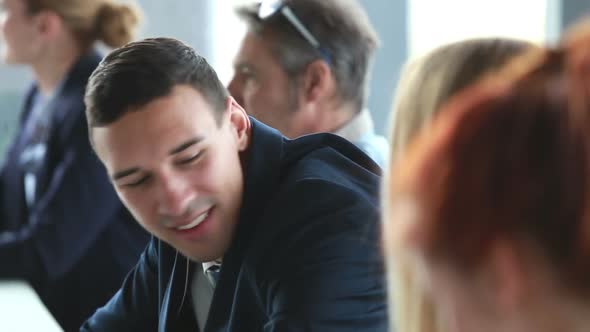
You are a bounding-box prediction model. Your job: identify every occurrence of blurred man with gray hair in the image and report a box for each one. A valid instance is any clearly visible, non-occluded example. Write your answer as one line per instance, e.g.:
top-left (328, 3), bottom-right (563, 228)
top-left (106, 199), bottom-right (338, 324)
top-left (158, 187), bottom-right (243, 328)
top-left (229, 0), bottom-right (388, 167)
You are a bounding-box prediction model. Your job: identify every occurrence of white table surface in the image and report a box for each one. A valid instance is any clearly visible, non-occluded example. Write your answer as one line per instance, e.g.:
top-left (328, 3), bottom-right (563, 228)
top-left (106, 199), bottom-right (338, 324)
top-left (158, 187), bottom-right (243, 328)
top-left (0, 281), bottom-right (62, 331)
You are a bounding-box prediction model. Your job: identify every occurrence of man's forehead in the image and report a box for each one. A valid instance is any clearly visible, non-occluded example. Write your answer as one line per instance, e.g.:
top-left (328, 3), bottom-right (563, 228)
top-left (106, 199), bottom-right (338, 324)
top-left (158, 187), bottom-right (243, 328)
top-left (237, 32), bottom-right (274, 58)
top-left (93, 85), bottom-right (220, 137)
top-left (90, 125), bottom-right (122, 168)
top-left (235, 35), bottom-right (286, 75)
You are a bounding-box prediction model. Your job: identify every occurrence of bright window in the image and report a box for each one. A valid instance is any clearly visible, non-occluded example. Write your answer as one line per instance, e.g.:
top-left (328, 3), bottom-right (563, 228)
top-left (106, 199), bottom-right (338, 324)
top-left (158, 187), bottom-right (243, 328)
top-left (409, 0), bottom-right (549, 57)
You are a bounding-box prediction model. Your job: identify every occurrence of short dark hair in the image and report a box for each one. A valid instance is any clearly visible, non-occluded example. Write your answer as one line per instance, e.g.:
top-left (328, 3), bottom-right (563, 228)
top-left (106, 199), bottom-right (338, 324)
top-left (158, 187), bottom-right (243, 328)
top-left (85, 37), bottom-right (229, 127)
top-left (236, 0), bottom-right (379, 111)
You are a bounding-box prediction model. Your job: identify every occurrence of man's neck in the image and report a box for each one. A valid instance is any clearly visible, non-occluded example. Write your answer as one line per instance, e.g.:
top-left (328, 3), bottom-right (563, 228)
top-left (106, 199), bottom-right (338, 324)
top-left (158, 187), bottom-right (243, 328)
top-left (315, 100), bottom-right (358, 134)
top-left (332, 108), bottom-right (373, 143)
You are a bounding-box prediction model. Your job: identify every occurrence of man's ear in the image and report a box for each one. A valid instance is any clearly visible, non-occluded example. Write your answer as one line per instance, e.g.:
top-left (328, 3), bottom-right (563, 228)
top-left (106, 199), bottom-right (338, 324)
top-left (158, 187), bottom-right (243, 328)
top-left (299, 59), bottom-right (334, 106)
top-left (226, 96), bottom-right (250, 151)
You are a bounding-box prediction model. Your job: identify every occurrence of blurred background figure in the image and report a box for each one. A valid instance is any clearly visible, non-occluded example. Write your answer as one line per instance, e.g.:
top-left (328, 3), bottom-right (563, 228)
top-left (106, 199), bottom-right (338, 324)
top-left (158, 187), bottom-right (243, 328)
top-left (228, 0), bottom-right (389, 167)
top-left (384, 19), bottom-right (590, 332)
top-left (0, 0), bottom-right (585, 166)
top-left (386, 37), bottom-right (531, 332)
top-left (0, 0), bottom-right (149, 330)
top-left (390, 38), bottom-right (532, 159)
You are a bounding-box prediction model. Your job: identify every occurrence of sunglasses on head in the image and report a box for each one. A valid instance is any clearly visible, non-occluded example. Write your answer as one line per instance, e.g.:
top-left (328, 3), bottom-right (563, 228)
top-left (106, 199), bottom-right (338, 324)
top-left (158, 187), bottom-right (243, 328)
top-left (258, 0), bottom-right (332, 64)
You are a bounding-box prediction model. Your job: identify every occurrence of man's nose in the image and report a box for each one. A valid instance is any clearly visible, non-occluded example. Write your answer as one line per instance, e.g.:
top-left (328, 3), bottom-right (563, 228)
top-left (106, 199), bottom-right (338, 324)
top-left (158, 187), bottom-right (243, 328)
top-left (157, 174), bottom-right (195, 217)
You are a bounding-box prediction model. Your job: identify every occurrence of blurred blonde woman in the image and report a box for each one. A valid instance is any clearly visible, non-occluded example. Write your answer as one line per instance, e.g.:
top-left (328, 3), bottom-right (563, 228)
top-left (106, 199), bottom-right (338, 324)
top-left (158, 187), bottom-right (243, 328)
top-left (386, 38), bottom-right (531, 332)
top-left (385, 20), bottom-right (590, 332)
top-left (0, 1), bottom-right (148, 330)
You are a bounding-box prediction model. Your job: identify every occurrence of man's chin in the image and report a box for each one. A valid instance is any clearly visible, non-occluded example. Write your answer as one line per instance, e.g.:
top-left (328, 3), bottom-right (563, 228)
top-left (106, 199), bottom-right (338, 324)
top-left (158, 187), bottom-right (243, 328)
top-left (184, 252), bottom-right (223, 263)
top-left (177, 245), bottom-right (226, 263)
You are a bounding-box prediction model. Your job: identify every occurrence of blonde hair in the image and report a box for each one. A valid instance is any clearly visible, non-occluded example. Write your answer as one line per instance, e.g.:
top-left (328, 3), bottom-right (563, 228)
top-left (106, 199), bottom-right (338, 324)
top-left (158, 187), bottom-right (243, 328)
top-left (384, 38), bottom-right (532, 332)
top-left (390, 38), bottom-right (531, 161)
top-left (25, 0), bottom-right (142, 49)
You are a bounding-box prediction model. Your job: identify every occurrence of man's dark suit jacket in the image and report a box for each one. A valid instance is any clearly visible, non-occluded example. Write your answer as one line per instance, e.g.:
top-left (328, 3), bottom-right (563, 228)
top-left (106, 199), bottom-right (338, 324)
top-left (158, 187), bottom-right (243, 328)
top-left (0, 51), bottom-right (149, 331)
top-left (81, 119), bottom-right (388, 331)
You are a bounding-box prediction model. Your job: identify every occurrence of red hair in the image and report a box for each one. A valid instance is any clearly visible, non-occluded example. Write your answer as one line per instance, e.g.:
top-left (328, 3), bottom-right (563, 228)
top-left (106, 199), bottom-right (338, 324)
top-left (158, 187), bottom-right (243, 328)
top-left (391, 20), bottom-right (590, 295)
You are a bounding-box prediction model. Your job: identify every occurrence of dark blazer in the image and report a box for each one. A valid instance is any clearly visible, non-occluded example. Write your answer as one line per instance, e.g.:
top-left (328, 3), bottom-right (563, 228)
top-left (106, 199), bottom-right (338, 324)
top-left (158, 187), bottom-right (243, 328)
top-left (81, 119), bottom-right (388, 332)
top-left (0, 51), bottom-right (149, 331)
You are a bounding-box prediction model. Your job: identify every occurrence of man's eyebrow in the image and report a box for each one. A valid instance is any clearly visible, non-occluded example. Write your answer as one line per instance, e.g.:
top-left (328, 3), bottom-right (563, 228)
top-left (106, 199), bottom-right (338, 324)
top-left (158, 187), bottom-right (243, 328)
top-left (169, 137), bottom-right (204, 155)
top-left (113, 167), bottom-right (141, 181)
top-left (112, 137), bottom-right (204, 181)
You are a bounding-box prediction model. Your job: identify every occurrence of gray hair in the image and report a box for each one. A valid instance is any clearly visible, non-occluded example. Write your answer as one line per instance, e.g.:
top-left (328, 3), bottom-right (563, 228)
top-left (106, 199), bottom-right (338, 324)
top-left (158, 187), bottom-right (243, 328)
top-left (236, 0), bottom-right (379, 112)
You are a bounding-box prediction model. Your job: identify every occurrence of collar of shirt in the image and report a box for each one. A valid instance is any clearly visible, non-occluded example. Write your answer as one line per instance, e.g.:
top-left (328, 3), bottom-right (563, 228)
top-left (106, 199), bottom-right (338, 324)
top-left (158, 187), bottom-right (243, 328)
top-left (332, 109), bottom-right (375, 143)
top-left (202, 260), bottom-right (222, 275)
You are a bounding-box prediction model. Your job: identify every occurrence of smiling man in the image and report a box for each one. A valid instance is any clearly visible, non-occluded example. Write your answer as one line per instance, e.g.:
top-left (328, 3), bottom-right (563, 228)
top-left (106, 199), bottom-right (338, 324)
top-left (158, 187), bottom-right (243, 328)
top-left (80, 38), bottom-right (388, 332)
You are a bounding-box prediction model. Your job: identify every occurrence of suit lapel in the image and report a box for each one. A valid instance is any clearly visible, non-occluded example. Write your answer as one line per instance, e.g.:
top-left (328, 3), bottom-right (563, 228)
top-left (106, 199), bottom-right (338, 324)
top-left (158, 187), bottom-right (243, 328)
top-left (0, 85), bottom-right (38, 229)
top-left (160, 253), bottom-right (197, 331)
top-left (25, 51), bottom-right (102, 203)
top-left (30, 93), bottom-right (69, 200)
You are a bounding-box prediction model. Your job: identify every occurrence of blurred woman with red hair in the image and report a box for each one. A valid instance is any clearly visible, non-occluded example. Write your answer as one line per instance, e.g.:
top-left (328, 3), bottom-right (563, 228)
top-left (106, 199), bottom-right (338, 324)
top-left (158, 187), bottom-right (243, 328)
top-left (384, 20), bottom-right (590, 332)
